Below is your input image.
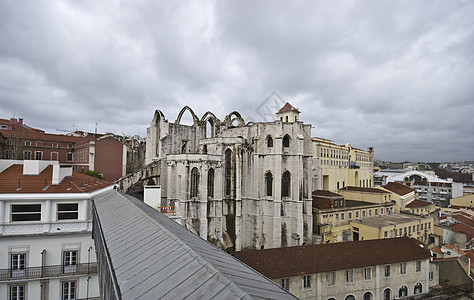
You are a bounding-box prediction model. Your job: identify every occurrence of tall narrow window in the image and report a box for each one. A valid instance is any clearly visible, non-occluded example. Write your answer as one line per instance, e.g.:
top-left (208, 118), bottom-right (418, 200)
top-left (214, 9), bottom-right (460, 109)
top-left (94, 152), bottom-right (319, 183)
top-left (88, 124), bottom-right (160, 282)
top-left (207, 168), bottom-right (214, 198)
top-left (11, 253), bottom-right (26, 277)
top-left (281, 171), bottom-right (291, 198)
top-left (302, 275), bottom-right (311, 289)
top-left (62, 281), bottom-right (76, 300)
top-left (10, 285), bottom-right (25, 300)
top-left (346, 270), bottom-right (354, 283)
top-left (225, 149), bottom-right (232, 196)
top-left (399, 285), bottom-right (408, 297)
top-left (35, 151), bottom-right (43, 160)
top-left (282, 135), bottom-right (290, 148)
top-left (265, 172), bottom-right (273, 196)
top-left (281, 278), bottom-right (290, 291)
top-left (267, 136), bottom-right (273, 147)
top-left (63, 250), bottom-right (77, 273)
top-left (414, 282), bottom-right (423, 294)
top-left (190, 167), bottom-right (199, 198)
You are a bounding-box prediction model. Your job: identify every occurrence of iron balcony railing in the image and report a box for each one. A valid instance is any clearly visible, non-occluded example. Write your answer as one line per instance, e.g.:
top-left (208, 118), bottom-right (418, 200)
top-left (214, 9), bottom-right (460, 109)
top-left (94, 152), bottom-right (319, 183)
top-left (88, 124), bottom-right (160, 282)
top-left (0, 263), bottom-right (98, 282)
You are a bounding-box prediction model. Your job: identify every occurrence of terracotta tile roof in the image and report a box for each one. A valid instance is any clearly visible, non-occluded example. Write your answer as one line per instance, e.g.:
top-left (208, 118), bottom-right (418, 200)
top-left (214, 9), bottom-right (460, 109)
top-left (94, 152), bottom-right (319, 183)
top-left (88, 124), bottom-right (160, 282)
top-left (340, 186), bottom-right (390, 194)
top-left (463, 249), bottom-right (474, 267)
top-left (278, 102), bottom-right (300, 113)
top-left (0, 130), bottom-right (80, 143)
top-left (312, 190), bottom-right (342, 198)
top-left (406, 199), bottom-right (433, 209)
top-left (443, 244), bottom-right (466, 255)
top-left (430, 247), bottom-right (443, 254)
top-left (450, 223), bottom-right (474, 242)
top-left (0, 164), bottom-right (112, 194)
top-left (449, 205), bottom-right (474, 211)
top-left (452, 214), bottom-right (474, 228)
top-left (383, 182), bottom-right (414, 196)
top-left (233, 237), bottom-right (431, 279)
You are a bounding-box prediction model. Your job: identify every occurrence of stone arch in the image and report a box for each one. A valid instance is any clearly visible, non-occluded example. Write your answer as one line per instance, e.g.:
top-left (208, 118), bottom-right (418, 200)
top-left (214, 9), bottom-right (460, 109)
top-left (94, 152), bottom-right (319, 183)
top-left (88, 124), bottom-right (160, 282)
top-left (266, 135), bottom-right (273, 147)
top-left (152, 109), bottom-right (166, 126)
top-left (281, 170), bottom-right (291, 198)
top-left (383, 288), bottom-right (392, 300)
top-left (224, 111), bottom-right (245, 128)
top-left (175, 106), bottom-right (199, 125)
top-left (265, 171), bottom-right (273, 196)
top-left (282, 134), bottom-right (291, 148)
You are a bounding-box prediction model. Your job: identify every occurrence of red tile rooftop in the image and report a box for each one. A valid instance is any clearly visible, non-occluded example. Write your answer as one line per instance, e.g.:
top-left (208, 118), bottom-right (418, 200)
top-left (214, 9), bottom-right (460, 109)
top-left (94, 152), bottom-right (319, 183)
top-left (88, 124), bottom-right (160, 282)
top-left (0, 164), bottom-right (113, 194)
top-left (383, 182), bottom-right (415, 196)
top-left (233, 237), bottom-right (430, 279)
top-left (278, 102), bottom-right (300, 113)
top-left (340, 186), bottom-right (390, 194)
top-left (406, 199), bottom-right (433, 209)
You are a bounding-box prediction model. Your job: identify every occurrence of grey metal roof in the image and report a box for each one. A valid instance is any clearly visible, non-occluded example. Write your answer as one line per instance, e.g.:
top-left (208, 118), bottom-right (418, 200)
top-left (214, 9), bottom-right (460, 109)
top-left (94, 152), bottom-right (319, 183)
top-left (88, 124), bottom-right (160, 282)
top-left (93, 190), bottom-right (297, 300)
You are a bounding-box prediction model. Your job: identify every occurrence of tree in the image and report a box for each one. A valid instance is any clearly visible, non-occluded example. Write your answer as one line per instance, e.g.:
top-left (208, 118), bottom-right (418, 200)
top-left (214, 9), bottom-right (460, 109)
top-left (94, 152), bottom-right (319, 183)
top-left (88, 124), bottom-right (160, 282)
top-left (83, 170), bottom-right (103, 179)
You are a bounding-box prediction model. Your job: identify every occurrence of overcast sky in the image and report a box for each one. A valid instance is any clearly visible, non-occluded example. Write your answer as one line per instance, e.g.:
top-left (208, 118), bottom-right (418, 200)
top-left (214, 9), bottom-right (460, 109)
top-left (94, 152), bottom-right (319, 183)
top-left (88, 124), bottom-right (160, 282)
top-left (1, 1), bottom-right (473, 162)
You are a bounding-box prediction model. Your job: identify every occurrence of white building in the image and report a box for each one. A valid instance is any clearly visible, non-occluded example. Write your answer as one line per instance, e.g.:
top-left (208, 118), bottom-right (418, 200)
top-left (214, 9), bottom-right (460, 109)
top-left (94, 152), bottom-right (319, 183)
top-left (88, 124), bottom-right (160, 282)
top-left (0, 160), bottom-right (114, 300)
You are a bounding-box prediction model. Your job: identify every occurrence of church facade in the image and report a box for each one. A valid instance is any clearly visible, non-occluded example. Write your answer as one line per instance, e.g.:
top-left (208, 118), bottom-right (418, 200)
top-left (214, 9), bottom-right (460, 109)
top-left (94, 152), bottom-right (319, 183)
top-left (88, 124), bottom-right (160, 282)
top-left (145, 103), bottom-right (313, 251)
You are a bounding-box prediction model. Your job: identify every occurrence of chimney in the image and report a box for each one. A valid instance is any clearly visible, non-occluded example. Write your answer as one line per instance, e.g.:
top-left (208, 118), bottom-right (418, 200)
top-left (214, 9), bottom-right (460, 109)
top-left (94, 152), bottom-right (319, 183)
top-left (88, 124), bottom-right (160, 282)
top-left (10, 118), bottom-right (17, 125)
top-left (18, 118), bottom-right (23, 125)
top-left (368, 147), bottom-right (374, 153)
top-left (52, 165), bottom-right (73, 185)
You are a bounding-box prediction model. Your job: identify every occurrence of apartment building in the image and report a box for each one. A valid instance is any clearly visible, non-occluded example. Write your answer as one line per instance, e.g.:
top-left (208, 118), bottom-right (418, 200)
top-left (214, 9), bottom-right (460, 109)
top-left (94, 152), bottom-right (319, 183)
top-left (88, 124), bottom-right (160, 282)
top-left (352, 213), bottom-right (435, 245)
top-left (312, 190), bottom-right (394, 244)
top-left (381, 182), bottom-right (416, 213)
top-left (0, 160), bottom-right (114, 300)
top-left (312, 137), bottom-right (374, 192)
top-left (234, 237), bottom-right (438, 300)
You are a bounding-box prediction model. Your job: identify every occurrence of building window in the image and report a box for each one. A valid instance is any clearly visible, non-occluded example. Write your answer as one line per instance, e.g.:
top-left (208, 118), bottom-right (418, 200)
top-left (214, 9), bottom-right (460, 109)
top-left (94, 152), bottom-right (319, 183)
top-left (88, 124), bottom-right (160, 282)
top-left (429, 272), bottom-right (433, 280)
top-left (57, 204), bottom-right (79, 220)
top-left (283, 134), bottom-right (290, 148)
top-left (334, 199), bottom-right (338, 208)
top-left (346, 270), bottom-right (354, 283)
top-left (10, 284), bottom-right (25, 300)
top-left (326, 271), bottom-right (335, 286)
top-left (362, 210), bottom-right (366, 218)
top-left (207, 168), bottom-right (214, 198)
top-left (400, 262), bottom-right (406, 275)
top-left (339, 199), bottom-right (343, 207)
top-left (341, 213), bottom-right (345, 221)
top-left (23, 151), bottom-right (31, 160)
top-left (34, 151), bottom-right (43, 160)
top-left (11, 253), bottom-right (26, 277)
top-left (348, 212), bottom-right (352, 220)
top-left (265, 172), bottom-right (273, 196)
top-left (369, 210), bottom-right (372, 216)
top-left (383, 288), bottom-right (392, 300)
top-left (281, 278), bottom-right (289, 291)
top-left (225, 149), bottom-right (232, 196)
top-left (363, 292), bottom-right (373, 300)
top-left (356, 211), bottom-right (359, 219)
top-left (345, 295), bottom-right (355, 300)
top-left (414, 282), bottom-right (423, 294)
top-left (67, 152), bottom-right (73, 161)
top-left (364, 267), bottom-right (372, 280)
top-left (399, 285), bottom-right (408, 297)
top-left (63, 250), bottom-right (77, 273)
top-left (190, 167), bottom-right (199, 198)
top-left (267, 136), bottom-right (273, 148)
top-left (281, 171), bottom-right (291, 198)
top-left (24, 141), bottom-right (31, 146)
top-left (5, 150), bottom-right (13, 159)
top-left (380, 208), bottom-right (384, 215)
top-left (11, 204), bottom-right (41, 222)
top-left (62, 281), bottom-right (76, 300)
top-left (384, 265), bottom-right (391, 278)
top-left (415, 260), bottom-right (421, 272)
top-left (303, 275), bottom-right (311, 289)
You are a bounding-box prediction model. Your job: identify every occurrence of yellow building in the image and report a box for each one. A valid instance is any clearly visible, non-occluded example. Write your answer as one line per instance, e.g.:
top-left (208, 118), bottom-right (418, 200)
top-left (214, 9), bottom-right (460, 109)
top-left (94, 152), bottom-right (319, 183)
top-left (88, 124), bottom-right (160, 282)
top-left (450, 194), bottom-right (474, 208)
top-left (338, 186), bottom-right (393, 204)
top-left (312, 138), bottom-right (374, 192)
top-left (404, 199), bottom-right (437, 216)
top-left (312, 190), bottom-right (395, 244)
top-left (351, 214), bottom-right (434, 245)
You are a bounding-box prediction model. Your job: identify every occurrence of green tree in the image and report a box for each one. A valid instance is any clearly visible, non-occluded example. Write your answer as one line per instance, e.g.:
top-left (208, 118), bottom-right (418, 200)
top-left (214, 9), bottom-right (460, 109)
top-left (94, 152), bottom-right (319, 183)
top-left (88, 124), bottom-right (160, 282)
top-left (83, 170), bottom-right (104, 179)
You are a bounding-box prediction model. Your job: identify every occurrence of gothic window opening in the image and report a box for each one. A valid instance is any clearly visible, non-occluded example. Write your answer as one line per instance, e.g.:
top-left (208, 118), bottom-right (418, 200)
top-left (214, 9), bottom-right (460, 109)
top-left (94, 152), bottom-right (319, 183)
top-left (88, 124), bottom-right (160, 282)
top-left (190, 167), bottom-right (199, 198)
top-left (225, 149), bottom-right (232, 196)
top-left (281, 171), bottom-right (291, 198)
top-left (265, 172), bottom-right (273, 196)
top-left (267, 136), bottom-right (273, 147)
top-left (283, 135), bottom-right (290, 148)
top-left (207, 168), bottom-right (214, 198)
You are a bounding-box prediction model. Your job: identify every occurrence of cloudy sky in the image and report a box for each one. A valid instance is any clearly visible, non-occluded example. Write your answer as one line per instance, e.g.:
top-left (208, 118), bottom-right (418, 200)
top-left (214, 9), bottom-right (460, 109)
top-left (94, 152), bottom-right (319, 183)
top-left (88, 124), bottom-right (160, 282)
top-left (1, 1), bottom-right (473, 162)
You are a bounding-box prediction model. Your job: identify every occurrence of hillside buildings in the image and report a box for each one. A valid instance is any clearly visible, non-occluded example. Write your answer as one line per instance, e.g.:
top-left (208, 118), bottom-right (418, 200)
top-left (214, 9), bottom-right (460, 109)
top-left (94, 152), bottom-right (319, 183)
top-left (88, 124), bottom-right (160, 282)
top-left (0, 159), bottom-right (114, 300)
top-left (234, 237), bottom-right (438, 300)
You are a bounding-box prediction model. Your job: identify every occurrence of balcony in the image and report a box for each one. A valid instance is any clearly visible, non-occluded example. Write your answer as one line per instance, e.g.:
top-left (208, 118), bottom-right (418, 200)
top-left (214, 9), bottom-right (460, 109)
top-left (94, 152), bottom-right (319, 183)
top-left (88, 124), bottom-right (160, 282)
top-left (0, 263), bottom-right (98, 282)
top-left (0, 221), bottom-right (92, 235)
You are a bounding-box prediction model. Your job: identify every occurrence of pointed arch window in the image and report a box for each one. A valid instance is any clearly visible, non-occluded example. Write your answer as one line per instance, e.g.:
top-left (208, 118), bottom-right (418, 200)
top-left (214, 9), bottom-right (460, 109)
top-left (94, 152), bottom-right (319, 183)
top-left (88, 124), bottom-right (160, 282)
top-left (282, 171), bottom-right (291, 198)
top-left (283, 135), bottom-right (290, 148)
top-left (265, 172), bottom-right (273, 196)
top-left (267, 136), bottom-right (273, 148)
top-left (225, 149), bottom-right (232, 196)
top-left (190, 167), bottom-right (199, 198)
top-left (207, 168), bottom-right (214, 198)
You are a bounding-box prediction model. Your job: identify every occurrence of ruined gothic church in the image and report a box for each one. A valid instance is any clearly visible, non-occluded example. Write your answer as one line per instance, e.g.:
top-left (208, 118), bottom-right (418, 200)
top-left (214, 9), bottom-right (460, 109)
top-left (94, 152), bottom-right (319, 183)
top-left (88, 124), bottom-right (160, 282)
top-left (145, 103), bottom-right (314, 251)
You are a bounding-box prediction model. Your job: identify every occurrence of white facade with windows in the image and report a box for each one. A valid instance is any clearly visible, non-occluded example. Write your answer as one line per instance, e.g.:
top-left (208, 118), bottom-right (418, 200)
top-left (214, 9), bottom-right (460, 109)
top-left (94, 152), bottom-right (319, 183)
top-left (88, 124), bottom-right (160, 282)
top-left (0, 160), bottom-right (113, 300)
